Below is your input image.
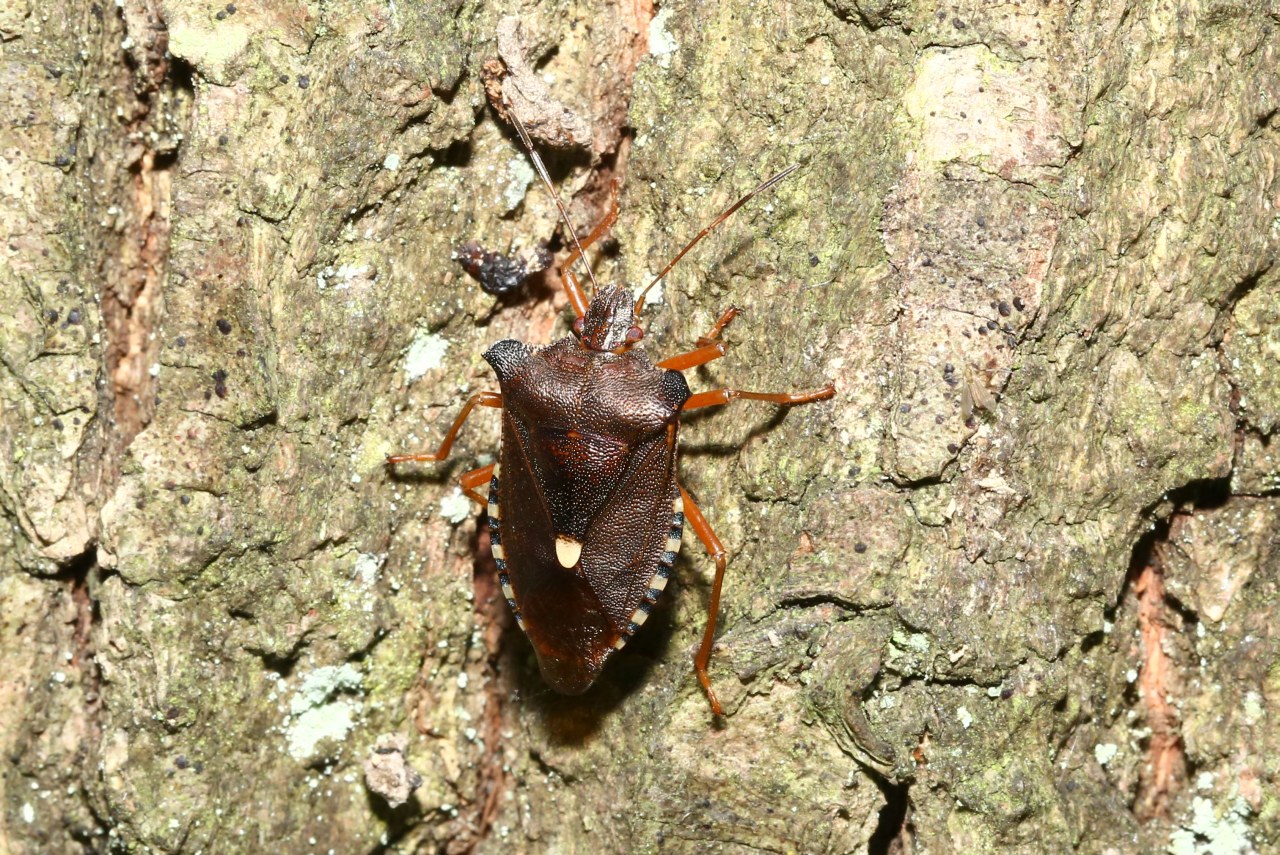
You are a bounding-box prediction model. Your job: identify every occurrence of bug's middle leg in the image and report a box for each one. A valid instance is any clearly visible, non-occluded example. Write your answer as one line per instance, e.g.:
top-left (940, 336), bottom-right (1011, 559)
top-left (656, 306), bottom-right (743, 371)
top-left (682, 384), bottom-right (835, 412)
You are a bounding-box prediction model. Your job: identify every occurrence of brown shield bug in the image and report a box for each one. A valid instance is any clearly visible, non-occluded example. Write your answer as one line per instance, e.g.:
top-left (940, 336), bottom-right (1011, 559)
top-left (389, 113), bottom-right (834, 716)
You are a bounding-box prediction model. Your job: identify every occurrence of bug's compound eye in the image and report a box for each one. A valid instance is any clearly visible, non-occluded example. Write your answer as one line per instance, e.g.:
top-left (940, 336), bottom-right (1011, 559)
top-left (573, 317), bottom-right (585, 337)
top-left (625, 325), bottom-right (644, 343)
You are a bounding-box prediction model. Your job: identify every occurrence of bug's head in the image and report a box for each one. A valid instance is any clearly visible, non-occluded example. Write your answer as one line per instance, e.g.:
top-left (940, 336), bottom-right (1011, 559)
top-left (574, 285), bottom-right (644, 352)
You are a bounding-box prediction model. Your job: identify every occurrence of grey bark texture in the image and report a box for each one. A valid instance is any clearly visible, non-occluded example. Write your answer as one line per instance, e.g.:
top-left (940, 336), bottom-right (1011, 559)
top-left (2, 0), bottom-right (1278, 853)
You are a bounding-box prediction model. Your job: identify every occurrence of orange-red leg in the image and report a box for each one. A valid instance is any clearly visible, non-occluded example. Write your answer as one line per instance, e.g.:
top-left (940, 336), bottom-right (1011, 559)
top-left (682, 485), bottom-right (729, 717)
top-left (683, 384), bottom-right (835, 412)
top-left (560, 181), bottom-right (620, 318)
top-left (386, 391), bottom-right (502, 464)
top-left (457, 463), bottom-right (495, 506)
top-left (656, 306), bottom-right (743, 371)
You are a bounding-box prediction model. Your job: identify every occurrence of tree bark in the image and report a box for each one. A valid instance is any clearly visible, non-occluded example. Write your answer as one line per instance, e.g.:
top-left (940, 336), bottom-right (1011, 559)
top-left (2, 1), bottom-right (1278, 853)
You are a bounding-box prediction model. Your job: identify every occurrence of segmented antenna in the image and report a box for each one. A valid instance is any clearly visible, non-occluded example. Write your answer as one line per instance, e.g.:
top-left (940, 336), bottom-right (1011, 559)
top-left (633, 164), bottom-right (800, 315)
top-left (505, 106), bottom-right (601, 293)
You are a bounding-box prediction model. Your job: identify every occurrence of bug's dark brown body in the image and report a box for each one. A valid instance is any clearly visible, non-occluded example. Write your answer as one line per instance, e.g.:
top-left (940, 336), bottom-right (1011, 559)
top-left (483, 309), bottom-right (690, 692)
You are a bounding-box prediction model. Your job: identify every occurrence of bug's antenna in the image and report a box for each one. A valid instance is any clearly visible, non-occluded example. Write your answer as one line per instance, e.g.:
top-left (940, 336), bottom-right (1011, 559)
top-left (505, 105), bottom-right (601, 294)
top-left (634, 164), bottom-right (800, 315)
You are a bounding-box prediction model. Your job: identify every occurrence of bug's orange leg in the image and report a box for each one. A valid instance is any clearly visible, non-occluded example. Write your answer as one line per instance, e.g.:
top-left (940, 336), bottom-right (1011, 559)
top-left (656, 307), bottom-right (743, 371)
top-left (682, 384), bottom-right (835, 412)
top-left (560, 181), bottom-right (620, 318)
top-left (457, 462), bottom-right (496, 506)
top-left (386, 391), bottom-right (502, 464)
top-left (682, 485), bottom-right (729, 717)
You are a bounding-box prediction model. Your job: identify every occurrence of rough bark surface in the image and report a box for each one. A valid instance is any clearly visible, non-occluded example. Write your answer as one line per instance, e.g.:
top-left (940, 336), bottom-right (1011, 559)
top-left (2, 1), bottom-right (1277, 853)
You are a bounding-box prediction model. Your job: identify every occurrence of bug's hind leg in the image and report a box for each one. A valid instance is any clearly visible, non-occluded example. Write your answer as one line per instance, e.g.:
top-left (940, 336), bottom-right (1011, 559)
top-left (681, 485), bottom-right (729, 718)
top-left (457, 462), bottom-right (495, 506)
top-left (682, 384), bottom-right (835, 412)
top-left (386, 391), bottom-right (502, 465)
top-left (656, 306), bottom-right (743, 371)
top-left (560, 180), bottom-right (620, 318)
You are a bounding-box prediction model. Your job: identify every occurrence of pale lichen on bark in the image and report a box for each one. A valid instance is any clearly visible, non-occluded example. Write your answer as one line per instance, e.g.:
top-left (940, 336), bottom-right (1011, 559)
top-left (2, 0), bottom-right (1279, 853)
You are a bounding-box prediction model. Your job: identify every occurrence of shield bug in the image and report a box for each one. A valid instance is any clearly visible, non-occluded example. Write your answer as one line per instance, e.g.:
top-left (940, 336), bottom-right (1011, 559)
top-left (389, 113), bottom-right (834, 716)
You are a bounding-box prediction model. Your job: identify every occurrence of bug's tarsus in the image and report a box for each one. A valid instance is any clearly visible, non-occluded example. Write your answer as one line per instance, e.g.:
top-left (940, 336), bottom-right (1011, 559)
top-left (696, 305), bottom-right (743, 347)
top-left (634, 164), bottom-right (802, 315)
top-left (655, 306), bottom-right (744, 372)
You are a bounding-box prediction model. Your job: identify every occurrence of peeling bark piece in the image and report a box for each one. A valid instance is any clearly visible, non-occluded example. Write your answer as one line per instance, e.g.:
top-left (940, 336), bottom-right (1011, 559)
top-left (363, 734), bottom-right (423, 809)
top-left (487, 16), bottom-right (593, 151)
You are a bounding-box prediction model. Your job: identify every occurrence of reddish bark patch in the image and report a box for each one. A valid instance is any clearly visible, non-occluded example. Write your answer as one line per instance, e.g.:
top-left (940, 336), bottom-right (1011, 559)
top-left (100, 7), bottom-right (174, 458)
top-left (1130, 548), bottom-right (1187, 820)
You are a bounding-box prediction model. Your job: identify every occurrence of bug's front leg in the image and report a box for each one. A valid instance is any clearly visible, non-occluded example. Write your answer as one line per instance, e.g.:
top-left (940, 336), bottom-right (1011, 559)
top-left (559, 181), bottom-right (619, 318)
top-left (386, 391), bottom-right (502, 465)
top-left (655, 306), bottom-right (743, 371)
top-left (681, 485), bottom-right (729, 718)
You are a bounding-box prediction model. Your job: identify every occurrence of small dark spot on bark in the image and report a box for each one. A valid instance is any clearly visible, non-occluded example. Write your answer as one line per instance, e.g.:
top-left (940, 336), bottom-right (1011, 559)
top-left (1013, 296), bottom-right (1025, 311)
top-left (976, 214), bottom-right (987, 227)
top-left (297, 75), bottom-right (310, 89)
top-left (986, 320), bottom-right (998, 330)
top-left (46, 309), bottom-right (59, 323)
top-left (953, 17), bottom-right (966, 28)
top-left (809, 254), bottom-right (819, 267)
top-left (67, 308), bottom-right (82, 324)
top-left (947, 443), bottom-right (959, 453)
top-left (215, 10), bottom-right (225, 19)
top-left (899, 403), bottom-right (911, 413)
top-left (176, 336), bottom-right (186, 348)
top-left (175, 755), bottom-right (189, 769)
top-left (180, 495), bottom-right (191, 506)
top-left (212, 369), bottom-right (229, 398)
top-left (854, 542), bottom-right (867, 554)
top-left (998, 301), bottom-right (1011, 317)
top-left (51, 418), bottom-right (64, 431)
top-left (216, 318), bottom-right (232, 335)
